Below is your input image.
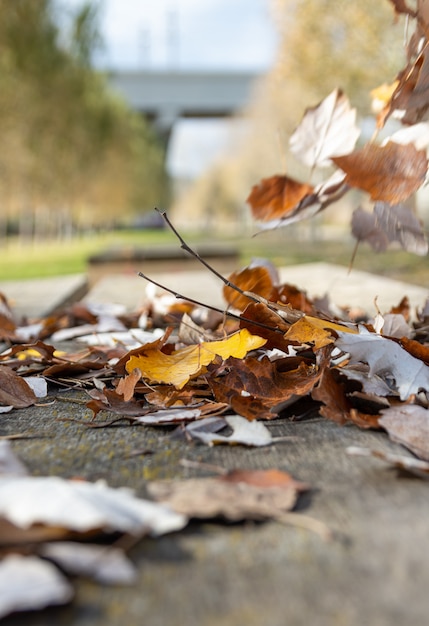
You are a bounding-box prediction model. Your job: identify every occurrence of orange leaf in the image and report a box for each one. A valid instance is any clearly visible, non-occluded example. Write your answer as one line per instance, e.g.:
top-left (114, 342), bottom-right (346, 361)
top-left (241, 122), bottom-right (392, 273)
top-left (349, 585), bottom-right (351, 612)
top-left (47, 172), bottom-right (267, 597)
top-left (332, 142), bottom-right (427, 203)
top-left (247, 175), bottom-right (314, 222)
top-left (126, 329), bottom-right (266, 389)
top-left (223, 266), bottom-right (276, 311)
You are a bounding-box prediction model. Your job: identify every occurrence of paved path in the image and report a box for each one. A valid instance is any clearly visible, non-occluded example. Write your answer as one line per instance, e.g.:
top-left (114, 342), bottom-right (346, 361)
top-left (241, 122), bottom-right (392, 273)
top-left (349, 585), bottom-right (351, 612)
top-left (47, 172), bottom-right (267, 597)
top-left (1, 263), bottom-right (427, 319)
top-left (1, 263), bottom-right (429, 625)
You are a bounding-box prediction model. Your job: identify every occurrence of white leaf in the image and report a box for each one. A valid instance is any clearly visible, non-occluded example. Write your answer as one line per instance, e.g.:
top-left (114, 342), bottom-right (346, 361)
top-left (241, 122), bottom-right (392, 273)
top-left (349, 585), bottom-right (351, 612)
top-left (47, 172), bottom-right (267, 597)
top-left (336, 327), bottom-right (429, 400)
top-left (136, 408), bottom-right (201, 425)
top-left (40, 542), bottom-right (137, 585)
top-left (0, 476), bottom-right (187, 535)
top-left (25, 376), bottom-right (48, 398)
top-left (384, 122), bottom-right (429, 151)
top-left (0, 441), bottom-right (29, 476)
top-left (289, 89), bottom-right (360, 168)
top-left (188, 414), bottom-right (274, 447)
top-left (0, 554), bottom-right (73, 619)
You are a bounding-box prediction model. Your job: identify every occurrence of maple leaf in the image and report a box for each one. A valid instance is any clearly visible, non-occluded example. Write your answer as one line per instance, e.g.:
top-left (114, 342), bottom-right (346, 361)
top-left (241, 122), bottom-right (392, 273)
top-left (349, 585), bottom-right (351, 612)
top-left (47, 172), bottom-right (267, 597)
top-left (126, 329), bottom-right (266, 389)
top-left (289, 89), bottom-right (360, 169)
top-left (351, 203), bottom-right (428, 255)
top-left (335, 327), bottom-right (429, 400)
top-left (332, 142), bottom-right (428, 203)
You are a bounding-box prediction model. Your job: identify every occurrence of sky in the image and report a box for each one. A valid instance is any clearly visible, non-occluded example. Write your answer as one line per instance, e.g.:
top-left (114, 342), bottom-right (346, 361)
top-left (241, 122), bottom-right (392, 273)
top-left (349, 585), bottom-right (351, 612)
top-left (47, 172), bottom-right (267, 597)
top-left (61, 0), bottom-right (279, 178)
top-left (93, 0), bottom-right (277, 71)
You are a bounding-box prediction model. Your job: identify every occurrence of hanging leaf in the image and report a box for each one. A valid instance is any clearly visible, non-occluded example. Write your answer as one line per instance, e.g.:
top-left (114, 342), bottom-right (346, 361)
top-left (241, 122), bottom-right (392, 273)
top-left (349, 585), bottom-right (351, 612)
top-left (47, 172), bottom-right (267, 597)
top-left (289, 89), bottom-right (360, 169)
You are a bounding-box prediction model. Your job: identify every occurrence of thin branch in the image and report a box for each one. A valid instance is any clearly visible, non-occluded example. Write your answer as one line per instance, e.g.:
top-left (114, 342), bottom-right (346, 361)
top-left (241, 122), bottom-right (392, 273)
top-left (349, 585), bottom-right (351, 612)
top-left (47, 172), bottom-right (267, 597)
top-left (155, 208), bottom-right (260, 303)
top-left (137, 270), bottom-right (285, 335)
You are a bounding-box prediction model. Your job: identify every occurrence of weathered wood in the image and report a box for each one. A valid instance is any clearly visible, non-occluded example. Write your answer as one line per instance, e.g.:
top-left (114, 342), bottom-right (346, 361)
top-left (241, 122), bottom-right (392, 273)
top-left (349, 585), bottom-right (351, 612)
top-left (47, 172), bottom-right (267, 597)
top-left (2, 390), bottom-right (429, 626)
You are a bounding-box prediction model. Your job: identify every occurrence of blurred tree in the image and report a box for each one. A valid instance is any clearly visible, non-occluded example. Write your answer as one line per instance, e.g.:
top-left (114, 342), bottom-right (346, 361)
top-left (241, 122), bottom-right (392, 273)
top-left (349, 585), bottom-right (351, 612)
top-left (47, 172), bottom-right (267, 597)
top-left (0, 0), bottom-right (169, 241)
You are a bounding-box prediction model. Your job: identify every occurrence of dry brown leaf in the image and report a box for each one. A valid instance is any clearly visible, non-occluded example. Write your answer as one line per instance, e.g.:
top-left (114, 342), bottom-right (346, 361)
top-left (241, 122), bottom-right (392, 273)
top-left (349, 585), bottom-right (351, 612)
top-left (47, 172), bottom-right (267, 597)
top-left (223, 265), bottom-right (276, 311)
top-left (379, 405), bottom-right (429, 460)
top-left (0, 366), bottom-right (37, 409)
top-left (147, 469), bottom-right (309, 521)
top-left (247, 174), bottom-right (314, 222)
top-left (332, 142), bottom-right (428, 203)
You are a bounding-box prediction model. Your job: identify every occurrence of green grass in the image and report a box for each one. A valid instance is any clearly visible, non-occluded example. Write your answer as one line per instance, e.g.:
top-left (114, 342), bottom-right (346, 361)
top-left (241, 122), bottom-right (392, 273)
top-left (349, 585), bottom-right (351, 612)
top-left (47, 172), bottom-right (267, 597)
top-left (1, 228), bottom-right (428, 287)
top-left (0, 230), bottom-right (177, 280)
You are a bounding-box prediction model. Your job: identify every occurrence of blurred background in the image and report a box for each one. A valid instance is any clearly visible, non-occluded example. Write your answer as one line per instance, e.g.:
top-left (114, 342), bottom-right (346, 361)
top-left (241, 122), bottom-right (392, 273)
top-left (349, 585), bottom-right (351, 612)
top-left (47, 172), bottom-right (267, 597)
top-left (2, 0), bottom-right (425, 284)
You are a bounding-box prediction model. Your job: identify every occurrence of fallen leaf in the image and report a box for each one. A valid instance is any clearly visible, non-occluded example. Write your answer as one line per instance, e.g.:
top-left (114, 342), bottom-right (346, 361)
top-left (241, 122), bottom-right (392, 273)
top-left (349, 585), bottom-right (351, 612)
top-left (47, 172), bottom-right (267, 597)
top-left (335, 327), bottom-right (429, 400)
top-left (126, 329), bottom-right (266, 389)
top-left (40, 542), bottom-right (137, 585)
top-left (223, 265), bottom-right (276, 310)
top-left (147, 468), bottom-right (309, 521)
top-left (347, 445), bottom-right (429, 479)
top-left (209, 355), bottom-right (322, 420)
top-left (289, 89), bottom-right (360, 168)
top-left (284, 316), bottom-right (334, 349)
top-left (333, 142), bottom-right (427, 203)
top-left (0, 475), bottom-right (187, 537)
top-left (0, 366), bottom-right (37, 409)
top-left (379, 404), bottom-right (429, 460)
top-left (0, 554), bottom-right (74, 619)
top-left (186, 414), bottom-right (277, 446)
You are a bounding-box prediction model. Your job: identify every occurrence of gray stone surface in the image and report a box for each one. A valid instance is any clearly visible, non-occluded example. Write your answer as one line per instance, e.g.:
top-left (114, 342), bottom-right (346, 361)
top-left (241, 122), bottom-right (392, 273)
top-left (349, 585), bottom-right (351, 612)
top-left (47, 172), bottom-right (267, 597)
top-left (1, 265), bottom-right (429, 625)
top-left (0, 274), bottom-right (88, 320)
top-left (2, 395), bottom-right (429, 626)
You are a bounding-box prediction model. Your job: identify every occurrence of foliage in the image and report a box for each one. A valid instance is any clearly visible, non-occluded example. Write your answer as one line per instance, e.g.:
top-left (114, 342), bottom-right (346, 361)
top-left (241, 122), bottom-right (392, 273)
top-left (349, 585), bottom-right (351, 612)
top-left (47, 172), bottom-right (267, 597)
top-left (0, 0), bottom-right (168, 240)
top-left (247, 2), bottom-right (429, 257)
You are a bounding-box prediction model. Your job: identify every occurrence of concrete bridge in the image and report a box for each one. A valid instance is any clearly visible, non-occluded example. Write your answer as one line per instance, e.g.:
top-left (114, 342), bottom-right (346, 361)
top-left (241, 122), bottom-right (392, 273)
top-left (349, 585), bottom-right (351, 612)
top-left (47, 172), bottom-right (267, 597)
top-left (107, 70), bottom-right (261, 137)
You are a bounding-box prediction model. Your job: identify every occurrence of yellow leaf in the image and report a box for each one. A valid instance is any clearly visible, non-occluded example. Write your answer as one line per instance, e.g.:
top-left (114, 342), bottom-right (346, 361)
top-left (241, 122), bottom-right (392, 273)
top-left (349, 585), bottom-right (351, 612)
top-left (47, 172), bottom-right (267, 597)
top-left (126, 328), bottom-right (266, 389)
top-left (285, 316), bottom-right (357, 349)
top-left (284, 317), bottom-right (334, 349)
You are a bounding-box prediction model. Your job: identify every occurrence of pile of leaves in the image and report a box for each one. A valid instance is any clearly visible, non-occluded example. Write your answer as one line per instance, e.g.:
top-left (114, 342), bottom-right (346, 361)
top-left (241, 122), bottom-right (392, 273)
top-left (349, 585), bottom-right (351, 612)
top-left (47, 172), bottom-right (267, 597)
top-left (3, 0), bottom-right (429, 616)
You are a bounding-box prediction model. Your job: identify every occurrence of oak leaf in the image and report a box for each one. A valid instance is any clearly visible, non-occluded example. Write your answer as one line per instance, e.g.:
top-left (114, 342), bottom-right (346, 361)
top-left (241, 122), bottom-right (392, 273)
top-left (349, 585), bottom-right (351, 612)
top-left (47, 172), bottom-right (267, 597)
top-left (126, 329), bottom-right (266, 389)
top-left (332, 142), bottom-right (428, 203)
top-left (289, 89), bottom-right (360, 169)
top-left (335, 327), bottom-right (429, 400)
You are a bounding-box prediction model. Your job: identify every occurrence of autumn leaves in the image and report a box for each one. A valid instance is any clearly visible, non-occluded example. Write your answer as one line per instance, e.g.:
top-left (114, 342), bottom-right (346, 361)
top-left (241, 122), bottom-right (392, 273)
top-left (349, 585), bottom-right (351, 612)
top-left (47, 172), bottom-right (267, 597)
top-left (247, 81), bottom-right (429, 255)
